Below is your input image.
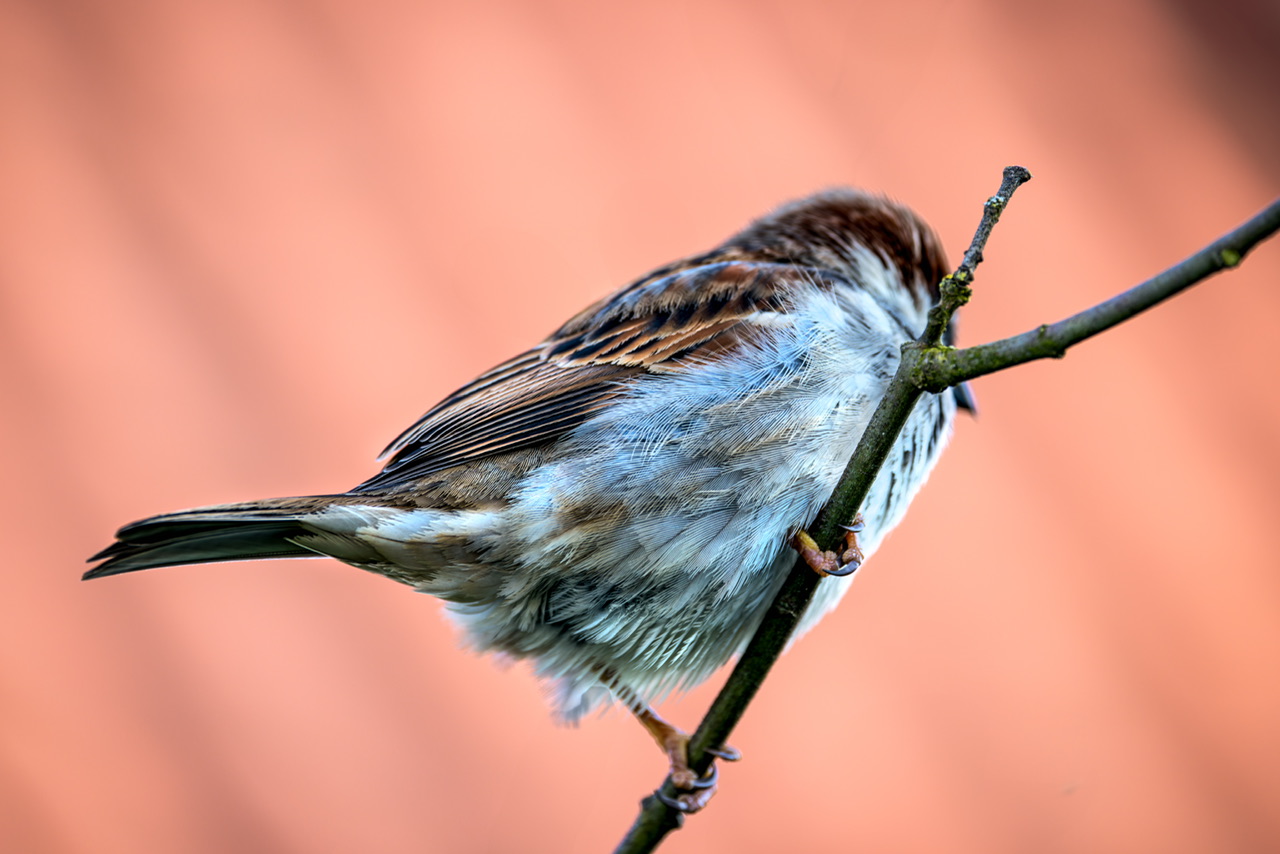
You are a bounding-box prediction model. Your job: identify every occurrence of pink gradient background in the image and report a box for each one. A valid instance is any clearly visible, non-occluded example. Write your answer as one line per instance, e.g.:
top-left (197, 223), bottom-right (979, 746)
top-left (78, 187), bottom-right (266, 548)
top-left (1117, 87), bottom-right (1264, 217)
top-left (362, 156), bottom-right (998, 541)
top-left (3, 1), bottom-right (1279, 851)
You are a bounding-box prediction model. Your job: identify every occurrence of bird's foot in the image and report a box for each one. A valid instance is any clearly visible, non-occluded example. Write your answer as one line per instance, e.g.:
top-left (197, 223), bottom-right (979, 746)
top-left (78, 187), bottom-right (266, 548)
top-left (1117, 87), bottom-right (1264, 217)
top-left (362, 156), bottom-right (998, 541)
top-left (635, 707), bottom-right (739, 813)
top-left (790, 513), bottom-right (865, 577)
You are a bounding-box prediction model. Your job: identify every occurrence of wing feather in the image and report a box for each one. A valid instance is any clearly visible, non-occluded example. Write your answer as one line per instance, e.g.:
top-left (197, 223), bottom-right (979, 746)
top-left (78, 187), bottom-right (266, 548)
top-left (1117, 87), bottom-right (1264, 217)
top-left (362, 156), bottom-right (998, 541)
top-left (357, 261), bottom-right (839, 491)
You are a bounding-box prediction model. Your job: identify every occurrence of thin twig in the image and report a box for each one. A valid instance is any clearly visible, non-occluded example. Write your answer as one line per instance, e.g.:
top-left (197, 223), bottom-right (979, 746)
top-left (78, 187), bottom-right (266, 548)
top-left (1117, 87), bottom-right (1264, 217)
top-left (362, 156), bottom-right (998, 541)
top-left (920, 166), bottom-right (1032, 343)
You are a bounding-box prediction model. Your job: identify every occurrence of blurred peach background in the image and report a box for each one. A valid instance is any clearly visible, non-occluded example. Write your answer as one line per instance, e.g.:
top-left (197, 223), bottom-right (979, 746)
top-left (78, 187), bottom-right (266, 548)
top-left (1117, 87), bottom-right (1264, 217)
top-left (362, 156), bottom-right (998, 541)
top-left (4, 0), bottom-right (1279, 852)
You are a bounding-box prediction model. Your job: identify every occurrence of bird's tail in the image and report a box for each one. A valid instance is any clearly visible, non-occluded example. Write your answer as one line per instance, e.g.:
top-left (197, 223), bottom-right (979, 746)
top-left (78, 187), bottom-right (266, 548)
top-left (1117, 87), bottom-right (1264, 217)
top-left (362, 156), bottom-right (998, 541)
top-left (84, 496), bottom-right (350, 579)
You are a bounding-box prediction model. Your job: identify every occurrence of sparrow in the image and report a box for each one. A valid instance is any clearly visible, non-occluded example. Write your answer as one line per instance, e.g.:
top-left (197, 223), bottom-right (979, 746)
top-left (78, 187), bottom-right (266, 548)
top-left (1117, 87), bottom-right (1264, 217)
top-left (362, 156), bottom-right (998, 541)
top-left (87, 189), bottom-right (969, 811)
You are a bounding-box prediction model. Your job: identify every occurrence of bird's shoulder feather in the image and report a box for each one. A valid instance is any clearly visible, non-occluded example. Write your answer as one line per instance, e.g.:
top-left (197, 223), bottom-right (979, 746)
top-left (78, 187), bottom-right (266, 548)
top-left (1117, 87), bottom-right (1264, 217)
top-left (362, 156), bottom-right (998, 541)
top-left (356, 260), bottom-right (846, 492)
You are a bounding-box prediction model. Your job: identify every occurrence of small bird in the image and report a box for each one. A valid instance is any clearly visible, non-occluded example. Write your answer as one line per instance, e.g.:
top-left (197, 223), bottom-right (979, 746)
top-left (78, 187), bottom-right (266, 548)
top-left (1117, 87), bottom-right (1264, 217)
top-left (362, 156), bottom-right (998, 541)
top-left (87, 189), bottom-right (968, 811)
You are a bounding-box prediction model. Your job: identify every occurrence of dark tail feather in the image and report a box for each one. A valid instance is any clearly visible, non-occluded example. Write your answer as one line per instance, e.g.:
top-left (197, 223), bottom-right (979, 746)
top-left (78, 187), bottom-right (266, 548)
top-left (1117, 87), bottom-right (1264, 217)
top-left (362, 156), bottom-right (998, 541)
top-left (85, 498), bottom-right (343, 579)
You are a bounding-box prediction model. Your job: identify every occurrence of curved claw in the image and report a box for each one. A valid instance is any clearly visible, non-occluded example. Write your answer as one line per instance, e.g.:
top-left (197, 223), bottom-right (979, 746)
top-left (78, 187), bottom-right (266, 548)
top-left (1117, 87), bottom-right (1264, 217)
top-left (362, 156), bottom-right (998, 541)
top-left (705, 744), bottom-right (742, 762)
top-left (655, 788), bottom-right (693, 812)
top-left (685, 763), bottom-right (718, 790)
top-left (823, 559), bottom-right (859, 577)
top-left (832, 513), bottom-right (866, 576)
top-left (791, 523), bottom-right (865, 578)
top-left (656, 764), bottom-right (719, 813)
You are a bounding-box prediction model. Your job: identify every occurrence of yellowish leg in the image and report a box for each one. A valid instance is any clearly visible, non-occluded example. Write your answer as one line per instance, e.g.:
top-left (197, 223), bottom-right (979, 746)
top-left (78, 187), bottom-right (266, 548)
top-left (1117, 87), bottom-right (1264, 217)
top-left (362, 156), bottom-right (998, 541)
top-left (633, 706), bottom-right (699, 788)
top-left (612, 687), bottom-right (738, 813)
top-left (790, 512), bottom-right (865, 577)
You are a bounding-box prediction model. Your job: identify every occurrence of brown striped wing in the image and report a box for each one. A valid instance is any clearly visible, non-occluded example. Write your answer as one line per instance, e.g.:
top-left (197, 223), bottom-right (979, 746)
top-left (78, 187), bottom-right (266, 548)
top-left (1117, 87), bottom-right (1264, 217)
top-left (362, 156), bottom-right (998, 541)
top-left (356, 261), bottom-right (836, 490)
